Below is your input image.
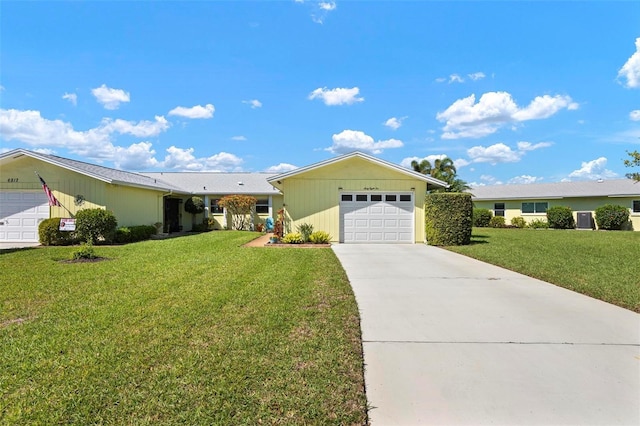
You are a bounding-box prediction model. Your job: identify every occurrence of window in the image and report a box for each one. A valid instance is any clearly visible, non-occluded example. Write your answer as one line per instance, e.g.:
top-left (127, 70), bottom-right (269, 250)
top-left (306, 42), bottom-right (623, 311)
top-left (255, 198), bottom-right (269, 214)
top-left (356, 194), bottom-right (368, 202)
top-left (210, 199), bottom-right (223, 214)
top-left (494, 203), bottom-right (505, 217)
top-left (385, 194), bottom-right (397, 202)
top-left (371, 194), bottom-right (382, 202)
top-left (633, 200), bottom-right (640, 213)
top-left (522, 202), bottom-right (548, 214)
top-left (341, 194), bottom-right (353, 202)
top-left (399, 194), bottom-right (411, 202)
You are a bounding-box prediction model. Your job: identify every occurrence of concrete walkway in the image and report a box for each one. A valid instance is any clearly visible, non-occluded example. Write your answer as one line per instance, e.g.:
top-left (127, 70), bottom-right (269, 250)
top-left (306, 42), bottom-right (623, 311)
top-left (332, 244), bottom-right (640, 426)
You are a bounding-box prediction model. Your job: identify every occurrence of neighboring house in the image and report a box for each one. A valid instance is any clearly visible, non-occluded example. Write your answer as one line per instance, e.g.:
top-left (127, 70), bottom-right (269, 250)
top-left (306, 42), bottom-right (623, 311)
top-left (0, 149), bottom-right (447, 244)
top-left (470, 179), bottom-right (640, 230)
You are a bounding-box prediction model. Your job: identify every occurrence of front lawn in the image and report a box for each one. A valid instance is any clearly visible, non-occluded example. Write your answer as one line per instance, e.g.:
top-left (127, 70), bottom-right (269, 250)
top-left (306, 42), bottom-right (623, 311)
top-left (0, 232), bottom-right (367, 425)
top-left (446, 228), bottom-right (640, 312)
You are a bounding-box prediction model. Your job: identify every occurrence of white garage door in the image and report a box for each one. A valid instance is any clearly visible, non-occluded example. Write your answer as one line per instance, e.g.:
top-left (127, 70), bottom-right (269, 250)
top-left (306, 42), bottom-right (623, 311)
top-left (0, 192), bottom-right (50, 242)
top-left (340, 192), bottom-right (414, 243)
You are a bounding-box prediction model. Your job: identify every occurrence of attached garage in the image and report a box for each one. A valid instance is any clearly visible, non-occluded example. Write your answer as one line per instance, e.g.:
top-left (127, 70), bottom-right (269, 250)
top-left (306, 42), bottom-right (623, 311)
top-left (0, 191), bottom-right (50, 242)
top-left (340, 192), bottom-right (414, 243)
top-left (269, 152), bottom-right (448, 244)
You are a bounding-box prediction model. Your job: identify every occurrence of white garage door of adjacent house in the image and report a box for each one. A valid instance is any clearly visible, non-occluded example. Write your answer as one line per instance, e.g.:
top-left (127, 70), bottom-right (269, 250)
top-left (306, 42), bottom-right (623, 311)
top-left (0, 191), bottom-right (50, 242)
top-left (340, 192), bottom-right (414, 243)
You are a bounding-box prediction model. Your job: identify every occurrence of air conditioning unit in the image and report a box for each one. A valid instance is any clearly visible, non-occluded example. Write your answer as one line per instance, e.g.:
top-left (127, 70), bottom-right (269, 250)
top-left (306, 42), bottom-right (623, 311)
top-left (576, 212), bottom-right (594, 230)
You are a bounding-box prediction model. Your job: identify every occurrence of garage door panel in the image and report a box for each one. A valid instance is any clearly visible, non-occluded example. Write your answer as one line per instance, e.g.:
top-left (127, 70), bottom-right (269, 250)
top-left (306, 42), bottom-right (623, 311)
top-left (340, 192), bottom-right (414, 243)
top-left (0, 191), bottom-right (49, 242)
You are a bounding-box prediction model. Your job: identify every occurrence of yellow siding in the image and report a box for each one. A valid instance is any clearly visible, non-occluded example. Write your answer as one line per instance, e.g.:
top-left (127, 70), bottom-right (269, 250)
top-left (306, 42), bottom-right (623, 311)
top-left (1, 156), bottom-right (164, 226)
top-left (280, 157), bottom-right (427, 242)
top-left (474, 197), bottom-right (640, 230)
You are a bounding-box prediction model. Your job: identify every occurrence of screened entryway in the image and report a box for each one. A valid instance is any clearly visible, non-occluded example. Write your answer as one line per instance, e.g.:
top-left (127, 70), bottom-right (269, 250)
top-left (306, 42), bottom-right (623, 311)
top-left (339, 192), bottom-right (414, 243)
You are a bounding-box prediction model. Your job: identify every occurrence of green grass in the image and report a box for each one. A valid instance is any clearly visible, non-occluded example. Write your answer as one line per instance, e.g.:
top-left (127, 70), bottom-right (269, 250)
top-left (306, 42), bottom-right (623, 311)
top-left (446, 228), bottom-right (640, 312)
top-left (0, 232), bottom-right (367, 425)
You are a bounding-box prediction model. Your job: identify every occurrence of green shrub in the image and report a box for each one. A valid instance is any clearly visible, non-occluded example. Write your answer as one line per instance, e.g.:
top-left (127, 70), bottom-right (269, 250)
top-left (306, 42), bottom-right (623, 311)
top-left (72, 242), bottom-right (97, 260)
top-left (473, 208), bottom-right (493, 227)
top-left (116, 225), bottom-right (157, 243)
top-left (489, 216), bottom-right (506, 228)
top-left (282, 232), bottom-right (304, 244)
top-left (309, 231), bottom-right (332, 244)
top-left (510, 216), bottom-right (527, 229)
top-left (115, 227), bottom-right (132, 244)
top-left (546, 206), bottom-right (575, 229)
top-left (425, 193), bottom-right (473, 246)
top-left (75, 208), bottom-right (118, 244)
top-left (528, 218), bottom-right (549, 229)
top-left (38, 218), bottom-right (75, 246)
top-left (595, 204), bottom-right (630, 230)
top-left (297, 223), bottom-right (314, 242)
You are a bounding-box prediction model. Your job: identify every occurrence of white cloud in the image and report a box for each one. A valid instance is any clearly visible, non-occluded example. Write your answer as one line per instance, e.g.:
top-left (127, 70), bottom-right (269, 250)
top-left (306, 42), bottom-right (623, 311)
top-left (168, 104), bottom-right (215, 119)
top-left (62, 92), bottom-right (77, 106)
top-left (466, 141), bottom-right (552, 165)
top-left (319, 1), bottom-right (336, 11)
top-left (517, 141), bottom-right (553, 151)
top-left (383, 116), bottom-right (406, 130)
top-left (435, 77), bottom-right (447, 83)
top-left (242, 99), bottom-right (262, 109)
top-left (400, 154), bottom-right (446, 169)
top-left (454, 158), bottom-right (470, 169)
top-left (449, 74), bottom-right (464, 83)
top-left (568, 157), bottom-right (618, 180)
top-left (162, 146), bottom-right (243, 172)
top-left (618, 37), bottom-right (640, 89)
top-left (231, 135), bottom-right (247, 141)
top-left (437, 92), bottom-right (578, 139)
top-left (630, 110), bottom-right (640, 121)
top-left (0, 108), bottom-right (247, 172)
top-left (311, 1), bottom-right (336, 23)
top-left (467, 143), bottom-right (521, 164)
top-left (112, 142), bottom-right (159, 170)
top-left (265, 163), bottom-right (298, 173)
top-left (327, 129), bottom-right (403, 155)
top-left (91, 84), bottom-right (130, 110)
top-left (309, 87), bottom-right (364, 106)
top-left (468, 72), bottom-right (486, 81)
top-left (99, 116), bottom-right (170, 137)
top-left (508, 175), bottom-right (544, 184)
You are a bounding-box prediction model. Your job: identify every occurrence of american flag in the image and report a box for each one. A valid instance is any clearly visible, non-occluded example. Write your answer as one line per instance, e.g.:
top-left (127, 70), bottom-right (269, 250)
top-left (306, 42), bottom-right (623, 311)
top-left (38, 174), bottom-right (61, 207)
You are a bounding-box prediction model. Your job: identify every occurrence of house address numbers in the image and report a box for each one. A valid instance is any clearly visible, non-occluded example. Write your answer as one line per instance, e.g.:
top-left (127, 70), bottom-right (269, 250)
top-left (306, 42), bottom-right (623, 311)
top-left (7, 178), bottom-right (19, 183)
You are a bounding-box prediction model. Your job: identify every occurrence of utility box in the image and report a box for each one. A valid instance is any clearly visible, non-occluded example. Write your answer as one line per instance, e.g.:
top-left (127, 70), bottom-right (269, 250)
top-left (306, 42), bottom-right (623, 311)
top-left (577, 212), bottom-right (594, 229)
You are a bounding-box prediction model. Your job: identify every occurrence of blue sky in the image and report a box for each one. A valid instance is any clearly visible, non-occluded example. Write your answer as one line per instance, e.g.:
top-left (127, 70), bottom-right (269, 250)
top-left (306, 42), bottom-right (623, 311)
top-left (1, 1), bottom-right (639, 186)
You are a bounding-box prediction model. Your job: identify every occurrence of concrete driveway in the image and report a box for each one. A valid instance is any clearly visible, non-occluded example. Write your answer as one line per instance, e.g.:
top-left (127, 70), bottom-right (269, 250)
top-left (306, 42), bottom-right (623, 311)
top-left (332, 244), bottom-right (640, 426)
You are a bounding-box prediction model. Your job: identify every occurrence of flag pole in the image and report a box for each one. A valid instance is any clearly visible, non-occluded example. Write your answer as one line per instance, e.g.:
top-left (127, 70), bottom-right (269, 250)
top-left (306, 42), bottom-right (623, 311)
top-left (34, 171), bottom-right (75, 218)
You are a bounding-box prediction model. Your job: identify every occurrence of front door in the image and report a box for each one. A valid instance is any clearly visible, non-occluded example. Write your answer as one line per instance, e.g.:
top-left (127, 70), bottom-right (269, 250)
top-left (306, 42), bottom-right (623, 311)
top-left (164, 198), bottom-right (181, 233)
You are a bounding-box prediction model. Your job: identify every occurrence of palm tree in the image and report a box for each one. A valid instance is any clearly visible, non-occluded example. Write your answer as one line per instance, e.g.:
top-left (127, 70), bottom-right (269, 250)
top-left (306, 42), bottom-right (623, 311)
top-left (412, 156), bottom-right (469, 193)
top-left (410, 159), bottom-right (433, 175)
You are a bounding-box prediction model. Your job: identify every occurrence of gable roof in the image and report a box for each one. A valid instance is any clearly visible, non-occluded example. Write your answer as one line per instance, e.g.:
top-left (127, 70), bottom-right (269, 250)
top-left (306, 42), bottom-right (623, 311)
top-left (141, 172), bottom-right (281, 195)
top-left (469, 179), bottom-right (640, 200)
top-left (267, 151), bottom-right (449, 189)
top-left (0, 149), bottom-right (184, 193)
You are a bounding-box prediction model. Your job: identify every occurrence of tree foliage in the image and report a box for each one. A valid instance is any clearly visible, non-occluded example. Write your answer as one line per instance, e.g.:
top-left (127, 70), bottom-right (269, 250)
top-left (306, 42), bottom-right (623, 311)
top-left (624, 150), bottom-right (640, 182)
top-left (424, 193), bottom-right (472, 245)
top-left (411, 156), bottom-right (470, 193)
top-left (217, 194), bottom-right (257, 230)
top-left (184, 196), bottom-right (205, 231)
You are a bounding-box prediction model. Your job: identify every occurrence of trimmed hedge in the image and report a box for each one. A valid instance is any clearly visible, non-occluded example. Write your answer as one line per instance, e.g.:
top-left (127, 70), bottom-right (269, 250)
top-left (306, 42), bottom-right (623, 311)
top-left (595, 204), bottom-right (630, 230)
top-left (38, 218), bottom-right (75, 246)
top-left (114, 225), bottom-right (157, 244)
top-left (75, 208), bottom-right (118, 244)
top-left (546, 206), bottom-right (575, 229)
top-left (425, 193), bottom-right (472, 246)
top-left (489, 216), bottom-right (506, 228)
top-left (472, 208), bottom-right (493, 227)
